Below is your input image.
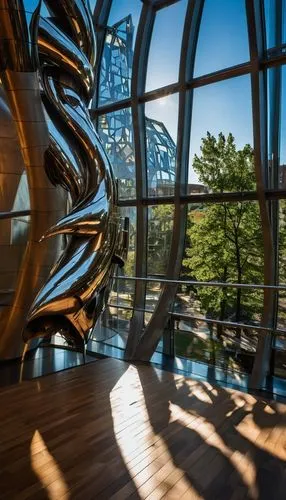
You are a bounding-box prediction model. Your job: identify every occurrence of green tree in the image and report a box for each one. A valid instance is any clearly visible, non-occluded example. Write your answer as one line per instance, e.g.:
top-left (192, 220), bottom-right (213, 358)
top-left (183, 132), bottom-right (264, 326)
top-left (147, 205), bottom-right (174, 275)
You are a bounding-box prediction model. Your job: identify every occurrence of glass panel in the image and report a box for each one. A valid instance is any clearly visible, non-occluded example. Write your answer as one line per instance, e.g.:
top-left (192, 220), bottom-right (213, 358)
top-left (194, 0), bottom-right (250, 77)
top-left (180, 201), bottom-right (264, 321)
top-left (0, 216), bottom-right (30, 305)
top-left (174, 318), bottom-right (257, 374)
top-left (147, 204), bottom-right (174, 276)
top-left (264, 0), bottom-right (286, 51)
top-left (98, 0), bottom-right (142, 105)
top-left (89, 0), bottom-right (97, 13)
top-left (11, 172), bottom-right (30, 212)
top-left (40, 2), bottom-right (50, 17)
top-left (281, 66), bottom-right (286, 180)
top-left (145, 204), bottom-right (174, 325)
top-left (268, 65), bottom-right (286, 189)
top-left (144, 282), bottom-right (159, 326)
top-left (177, 199), bottom-right (264, 372)
top-left (276, 197), bottom-right (286, 378)
top-left (189, 75), bottom-right (253, 192)
top-left (109, 207), bottom-right (136, 307)
top-left (93, 202), bottom-right (137, 349)
top-left (145, 0), bottom-right (187, 91)
top-left (106, 207), bottom-right (136, 344)
top-left (97, 108), bottom-right (136, 199)
top-left (120, 206), bottom-right (136, 277)
top-left (92, 306), bottom-right (130, 350)
top-left (174, 281), bottom-right (262, 374)
top-left (109, 277), bottom-right (135, 310)
top-left (145, 94), bottom-right (178, 197)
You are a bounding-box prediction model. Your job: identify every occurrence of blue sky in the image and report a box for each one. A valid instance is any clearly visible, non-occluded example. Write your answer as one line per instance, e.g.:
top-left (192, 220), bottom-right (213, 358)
top-left (19, 1), bottom-right (286, 187)
top-left (146, 74), bottom-right (253, 184)
top-left (40, 1), bottom-right (285, 182)
top-left (194, 0), bottom-right (249, 76)
top-left (108, 0), bottom-right (142, 48)
top-left (189, 75), bottom-right (253, 183)
top-left (145, 0), bottom-right (188, 91)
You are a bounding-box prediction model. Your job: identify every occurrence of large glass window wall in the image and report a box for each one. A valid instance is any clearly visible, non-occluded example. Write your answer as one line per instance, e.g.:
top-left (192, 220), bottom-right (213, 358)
top-left (90, 0), bottom-right (286, 388)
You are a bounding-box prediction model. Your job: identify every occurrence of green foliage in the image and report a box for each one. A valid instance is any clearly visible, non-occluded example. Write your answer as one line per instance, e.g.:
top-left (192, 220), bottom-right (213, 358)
top-left (193, 132), bottom-right (255, 193)
top-left (147, 205), bottom-right (174, 275)
top-left (124, 250), bottom-right (135, 277)
top-left (183, 132), bottom-right (264, 323)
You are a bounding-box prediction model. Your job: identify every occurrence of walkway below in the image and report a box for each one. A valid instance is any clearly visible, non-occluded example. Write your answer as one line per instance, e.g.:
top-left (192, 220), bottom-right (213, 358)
top-left (1, 358), bottom-right (286, 499)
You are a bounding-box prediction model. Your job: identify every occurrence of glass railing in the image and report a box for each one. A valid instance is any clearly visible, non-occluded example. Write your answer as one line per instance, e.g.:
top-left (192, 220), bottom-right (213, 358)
top-left (89, 275), bottom-right (286, 380)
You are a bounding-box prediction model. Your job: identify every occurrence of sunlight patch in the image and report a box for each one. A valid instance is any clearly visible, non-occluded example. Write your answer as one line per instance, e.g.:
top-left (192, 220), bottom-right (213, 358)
top-left (30, 430), bottom-right (69, 499)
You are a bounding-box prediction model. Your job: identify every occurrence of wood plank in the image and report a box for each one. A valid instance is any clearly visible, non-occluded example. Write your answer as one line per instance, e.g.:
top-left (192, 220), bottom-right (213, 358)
top-left (0, 358), bottom-right (286, 499)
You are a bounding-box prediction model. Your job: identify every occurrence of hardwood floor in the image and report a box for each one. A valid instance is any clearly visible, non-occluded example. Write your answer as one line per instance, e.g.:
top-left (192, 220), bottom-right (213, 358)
top-left (1, 358), bottom-right (286, 499)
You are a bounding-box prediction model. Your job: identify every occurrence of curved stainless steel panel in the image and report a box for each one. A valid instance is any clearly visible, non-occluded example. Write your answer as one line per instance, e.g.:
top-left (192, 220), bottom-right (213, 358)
top-left (0, 0), bottom-right (127, 356)
top-left (43, 0), bottom-right (96, 64)
top-left (24, 1), bottom-right (127, 344)
top-left (0, 0), bottom-right (66, 359)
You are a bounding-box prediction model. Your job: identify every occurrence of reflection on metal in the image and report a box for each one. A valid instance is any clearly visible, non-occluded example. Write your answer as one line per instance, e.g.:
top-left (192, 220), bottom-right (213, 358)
top-left (0, 0), bottom-right (127, 357)
top-left (24, 0), bottom-right (127, 346)
top-left (0, 0), bottom-right (66, 359)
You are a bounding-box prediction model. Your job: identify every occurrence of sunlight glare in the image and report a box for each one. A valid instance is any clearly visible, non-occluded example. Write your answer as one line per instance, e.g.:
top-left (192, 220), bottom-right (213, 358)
top-left (158, 97), bottom-right (167, 106)
top-left (110, 366), bottom-right (201, 497)
top-left (30, 430), bottom-right (69, 499)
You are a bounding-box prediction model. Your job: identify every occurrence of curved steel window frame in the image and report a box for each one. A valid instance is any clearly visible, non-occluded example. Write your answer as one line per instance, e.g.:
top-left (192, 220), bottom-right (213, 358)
top-left (92, 0), bottom-right (286, 388)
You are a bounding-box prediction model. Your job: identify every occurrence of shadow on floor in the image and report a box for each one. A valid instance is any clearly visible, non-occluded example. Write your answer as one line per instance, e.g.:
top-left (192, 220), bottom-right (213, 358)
top-left (136, 364), bottom-right (286, 500)
top-left (1, 357), bottom-right (286, 499)
top-left (0, 359), bottom-right (141, 499)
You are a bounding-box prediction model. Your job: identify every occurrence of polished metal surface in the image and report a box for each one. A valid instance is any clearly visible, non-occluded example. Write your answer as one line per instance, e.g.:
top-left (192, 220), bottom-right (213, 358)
top-left (0, 0), bottom-right (66, 359)
top-left (24, 0), bottom-right (127, 345)
top-left (0, 0), bottom-right (127, 357)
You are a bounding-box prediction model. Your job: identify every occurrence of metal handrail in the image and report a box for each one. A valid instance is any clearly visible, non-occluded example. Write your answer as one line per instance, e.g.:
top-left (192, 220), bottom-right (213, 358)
top-left (113, 275), bottom-right (286, 291)
top-left (0, 210), bottom-right (31, 220)
top-left (171, 312), bottom-right (272, 333)
top-left (106, 301), bottom-right (286, 336)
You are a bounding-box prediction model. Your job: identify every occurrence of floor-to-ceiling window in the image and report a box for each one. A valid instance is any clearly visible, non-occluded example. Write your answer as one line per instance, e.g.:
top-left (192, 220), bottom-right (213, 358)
top-left (90, 0), bottom-right (286, 388)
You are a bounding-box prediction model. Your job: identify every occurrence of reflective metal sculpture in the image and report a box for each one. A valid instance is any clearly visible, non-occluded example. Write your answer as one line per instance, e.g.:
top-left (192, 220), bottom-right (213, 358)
top-left (0, 0), bottom-right (67, 359)
top-left (0, 0), bottom-right (127, 356)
